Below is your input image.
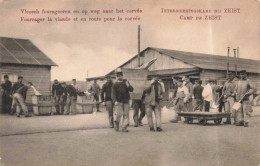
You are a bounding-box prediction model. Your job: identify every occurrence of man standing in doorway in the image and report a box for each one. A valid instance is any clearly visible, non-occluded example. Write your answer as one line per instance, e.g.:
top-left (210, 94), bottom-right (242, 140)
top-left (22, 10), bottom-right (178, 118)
top-left (1, 75), bottom-right (12, 114)
top-left (101, 75), bottom-right (114, 128)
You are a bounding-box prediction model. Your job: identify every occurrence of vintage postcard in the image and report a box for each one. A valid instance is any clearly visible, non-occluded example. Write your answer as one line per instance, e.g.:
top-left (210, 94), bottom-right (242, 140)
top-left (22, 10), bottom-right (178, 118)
top-left (0, 0), bottom-right (259, 166)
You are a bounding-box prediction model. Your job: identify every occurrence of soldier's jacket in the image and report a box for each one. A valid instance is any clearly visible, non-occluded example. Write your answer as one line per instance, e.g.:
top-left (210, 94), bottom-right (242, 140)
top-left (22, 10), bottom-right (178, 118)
top-left (222, 80), bottom-right (236, 99)
top-left (10, 82), bottom-right (24, 95)
top-left (235, 78), bottom-right (255, 101)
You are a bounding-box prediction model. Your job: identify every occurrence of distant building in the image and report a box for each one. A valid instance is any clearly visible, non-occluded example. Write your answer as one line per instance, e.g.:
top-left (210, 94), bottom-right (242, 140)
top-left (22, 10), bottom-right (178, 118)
top-left (87, 47), bottom-right (260, 98)
top-left (0, 37), bottom-right (57, 112)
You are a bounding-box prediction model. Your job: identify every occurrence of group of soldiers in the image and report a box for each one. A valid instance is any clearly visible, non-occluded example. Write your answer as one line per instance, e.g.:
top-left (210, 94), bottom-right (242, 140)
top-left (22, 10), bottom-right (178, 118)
top-left (1, 69), bottom-right (255, 129)
top-left (52, 78), bottom-right (102, 115)
top-left (1, 75), bottom-right (33, 117)
top-left (101, 68), bottom-right (164, 132)
top-left (170, 70), bottom-right (254, 127)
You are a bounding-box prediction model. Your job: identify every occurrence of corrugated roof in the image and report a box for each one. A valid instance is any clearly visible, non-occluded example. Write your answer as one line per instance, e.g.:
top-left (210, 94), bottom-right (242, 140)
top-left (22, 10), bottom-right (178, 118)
top-left (151, 47), bottom-right (260, 74)
top-left (0, 37), bottom-right (57, 66)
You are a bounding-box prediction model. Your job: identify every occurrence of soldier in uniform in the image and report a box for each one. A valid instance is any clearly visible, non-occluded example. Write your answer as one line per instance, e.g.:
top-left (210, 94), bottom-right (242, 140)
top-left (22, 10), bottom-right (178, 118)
top-left (183, 76), bottom-right (193, 111)
top-left (52, 80), bottom-right (66, 115)
top-left (1, 75), bottom-right (12, 114)
top-left (193, 80), bottom-right (204, 111)
top-left (222, 72), bottom-right (236, 124)
top-left (88, 79), bottom-right (101, 112)
top-left (61, 82), bottom-right (77, 115)
top-left (12, 82), bottom-right (33, 117)
top-left (170, 79), bottom-right (189, 123)
top-left (234, 70), bottom-right (255, 127)
top-left (101, 75), bottom-right (114, 128)
top-left (142, 76), bottom-right (164, 131)
top-left (111, 69), bottom-right (134, 132)
top-left (10, 76), bottom-right (24, 115)
top-left (183, 76), bottom-right (193, 123)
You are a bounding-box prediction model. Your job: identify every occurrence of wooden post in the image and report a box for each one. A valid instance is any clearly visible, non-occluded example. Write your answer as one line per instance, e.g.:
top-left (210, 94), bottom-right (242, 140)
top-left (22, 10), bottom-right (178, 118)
top-left (138, 25), bottom-right (141, 67)
top-left (234, 49), bottom-right (237, 75)
top-left (226, 47), bottom-right (230, 79)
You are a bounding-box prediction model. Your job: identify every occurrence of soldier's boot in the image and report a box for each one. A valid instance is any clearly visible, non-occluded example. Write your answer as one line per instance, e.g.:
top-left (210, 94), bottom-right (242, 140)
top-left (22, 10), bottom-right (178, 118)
top-left (156, 127), bottom-right (163, 132)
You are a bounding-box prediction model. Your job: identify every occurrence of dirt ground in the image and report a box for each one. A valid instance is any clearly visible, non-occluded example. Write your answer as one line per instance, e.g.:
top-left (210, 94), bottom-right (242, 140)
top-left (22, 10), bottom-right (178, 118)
top-left (0, 107), bottom-right (259, 166)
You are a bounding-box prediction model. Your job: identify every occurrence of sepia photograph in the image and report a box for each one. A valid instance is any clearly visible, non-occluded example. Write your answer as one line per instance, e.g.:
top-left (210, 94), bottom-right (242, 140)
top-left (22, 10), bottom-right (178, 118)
top-left (0, 0), bottom-right (259, 165)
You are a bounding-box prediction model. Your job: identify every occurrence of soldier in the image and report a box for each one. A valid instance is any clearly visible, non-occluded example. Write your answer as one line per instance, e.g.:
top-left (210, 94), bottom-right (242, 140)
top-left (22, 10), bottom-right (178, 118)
top-left (71, 79), bottom-right (80, 92)
top-left (182, 76), bottom-right (193, 123)
top-left (101, 75), bottom-right (114, 128)
top-left (88, 79), bottom-right (101, 112)
top-left (142, 76), bottom-right (164, 132)
top-left (182, 76), bottom-right (193, 111)
top-left (12, 82), bottom-right (33, 117)
top-left (10, 76), bottom-right (24, 115)
top-left (132, 98), bottom-right (145, 127)
top-left (111, 69), bottom-right (134, 132)
top-left (52, 80), bottom-right (66, 115)
top-left (1, 75), bottom-right (12, 114)
top-left (202, 79), bottom-right (213, 112)
top-left (61, 82), bottom-right (77, 115)
top-left (170, 79), bottom-right (189, 123)
top-left (193, 80), bottom-right (204, 111)
top-left (222, 72), bottom-right (236, 124)
top-left (171, 76), bottom-right (179, 98)
top-left (234, 70), bottom-right (255, 127)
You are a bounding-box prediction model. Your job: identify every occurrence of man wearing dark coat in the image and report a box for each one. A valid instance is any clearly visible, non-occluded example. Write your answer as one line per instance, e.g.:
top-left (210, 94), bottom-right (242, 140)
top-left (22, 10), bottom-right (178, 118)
top-left (10, 76), bottom-right (24, 114)
top-left (1, 75), bottom-right (12, 113)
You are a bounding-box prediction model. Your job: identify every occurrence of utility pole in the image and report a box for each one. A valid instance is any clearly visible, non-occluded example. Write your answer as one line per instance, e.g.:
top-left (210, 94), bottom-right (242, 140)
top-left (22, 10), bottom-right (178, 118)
top-left (138, 25), bottom-right (141, 67)
top-left (226, 47), bottom-right (230, 79)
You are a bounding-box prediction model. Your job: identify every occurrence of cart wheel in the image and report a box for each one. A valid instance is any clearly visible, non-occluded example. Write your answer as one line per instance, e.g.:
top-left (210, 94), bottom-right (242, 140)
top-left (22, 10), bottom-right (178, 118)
top-left (199, 119), bottom-right (207, 125)
top-left (187, 119), bottom-right (193, 124)
top-left (214, 119), bottom-right (222, 125)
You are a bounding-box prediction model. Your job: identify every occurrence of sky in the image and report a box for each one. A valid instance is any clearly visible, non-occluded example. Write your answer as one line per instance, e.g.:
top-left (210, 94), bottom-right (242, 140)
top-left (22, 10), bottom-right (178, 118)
top-left (0, 0), bottom-right (259, 81)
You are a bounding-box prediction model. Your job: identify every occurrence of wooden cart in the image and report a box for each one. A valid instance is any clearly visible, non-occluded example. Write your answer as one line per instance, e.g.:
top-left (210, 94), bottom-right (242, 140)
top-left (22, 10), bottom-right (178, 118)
top-left (177, 112), bottom-right (231, 125)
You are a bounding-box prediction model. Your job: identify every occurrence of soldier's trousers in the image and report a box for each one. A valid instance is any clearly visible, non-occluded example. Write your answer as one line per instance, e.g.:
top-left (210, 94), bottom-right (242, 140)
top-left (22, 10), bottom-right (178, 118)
top-left (13, 93), bottom-right (29, 115)
top-left (54, 95), bottom-right (65, 114)
top-left (2, 94), bottom-right (12, 113)
top-left (105, 101), bottom-right (114, 127)
top-left (133, 100), bottom-right (145, 125)
top-left (115, 102), bottom-right (129, 129)
top-left (236, 100), bottom-right (252, 123)
top-left (184, 99), bottom-right (193, 112)
top-left (65, 96), bottom-right (77, 115)
top-left (224, 97), bottom-right (235, 122)
top-left (145, 103), bottom-right (161, 129)
top-left (193, 99), bottom-right (203, 111)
